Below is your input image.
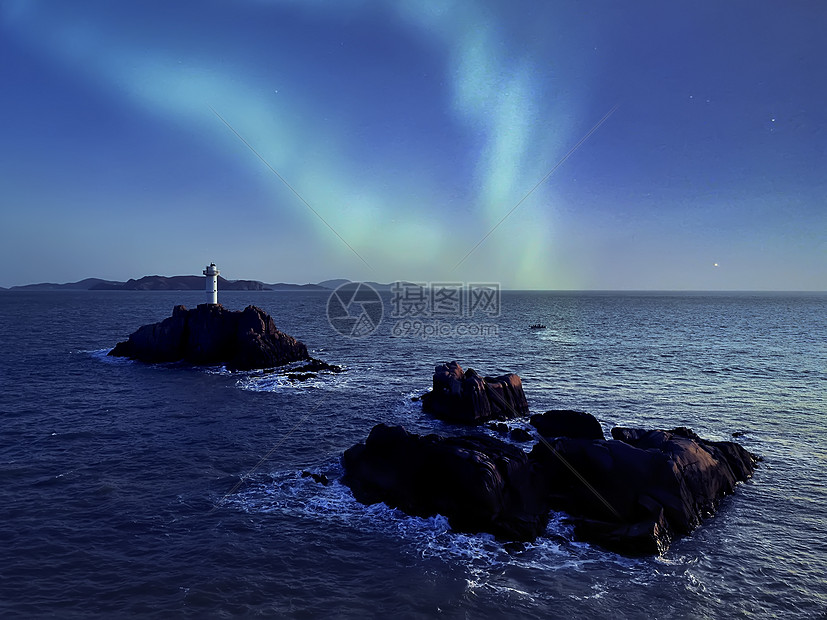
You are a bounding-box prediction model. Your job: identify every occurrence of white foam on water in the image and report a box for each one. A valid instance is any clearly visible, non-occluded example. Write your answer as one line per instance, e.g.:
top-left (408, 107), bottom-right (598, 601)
top-left (86, 349), bottom-right (348, 392)
top-left (396, 392), bottom-right (538, 452)
top-left (85, 348), bottom-right (132, 364)
top-left (568, 582), bottom-right (610, 601)
top-left (221, 463), bottom-right (646, 597)
top-left (202, 365), bottom-right (231, 375)
top-left (235, 369), bottom-right (351, 392)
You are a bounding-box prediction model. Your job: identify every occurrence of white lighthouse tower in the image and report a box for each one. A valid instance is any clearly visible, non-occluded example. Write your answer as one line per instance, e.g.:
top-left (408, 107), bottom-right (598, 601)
top-left (203, 262), bottom-right (220, 305)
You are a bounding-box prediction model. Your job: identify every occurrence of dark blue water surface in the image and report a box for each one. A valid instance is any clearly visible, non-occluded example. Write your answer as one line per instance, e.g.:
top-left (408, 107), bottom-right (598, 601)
top-left (1, 290), bottom-right (825, 618)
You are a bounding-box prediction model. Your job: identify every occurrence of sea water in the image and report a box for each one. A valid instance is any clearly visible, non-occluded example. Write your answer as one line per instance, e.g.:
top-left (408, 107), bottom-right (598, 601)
top-left (0, 290), bottom-right (824, 618)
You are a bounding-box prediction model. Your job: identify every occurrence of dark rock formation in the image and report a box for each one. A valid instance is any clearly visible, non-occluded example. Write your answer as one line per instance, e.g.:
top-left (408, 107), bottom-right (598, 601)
top-left (284, 372), bottom-right (316, 382)
top-left (291, 359), bottom-right (344, 374)
top-left (530, 410), bottom-right (605, 440)
top-left (503, 541), bottom-right (525, 554)
top-left (420, 361), bottom-right (529, 423)
top-left (302, 471), bottom-right (330, 486)
top-left (510, 428), bottom-right (533, 443)
top-left (611, 426), bottom-right (758, 503)
top-left (108, 304), bottom-right (309, 371)
top-left (486, 423), bottom-right (532, 442)
top-left (343, 422), bottom-right (758, 555)
top-left (530, 427), bottom-right (759, 554)
top-left (487, 422), bottom-right (510, 435)
top-left (279, 359), bottom-right (345, 381)
top-left (342, 424), bottom-right (550, 541)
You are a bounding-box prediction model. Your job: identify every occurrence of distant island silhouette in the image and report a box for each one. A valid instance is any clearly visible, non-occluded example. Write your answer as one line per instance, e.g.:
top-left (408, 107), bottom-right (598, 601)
top-left (2, 276), bottom-right (396, 292)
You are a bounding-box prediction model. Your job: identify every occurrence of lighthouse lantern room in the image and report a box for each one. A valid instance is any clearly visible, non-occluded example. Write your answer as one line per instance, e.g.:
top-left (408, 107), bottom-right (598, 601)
top-left (203, 263), bottom-right (220, 305)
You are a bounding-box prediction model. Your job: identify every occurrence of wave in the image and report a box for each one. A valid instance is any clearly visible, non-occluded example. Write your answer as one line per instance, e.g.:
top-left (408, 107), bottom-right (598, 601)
top-left (84, 348), bottom-right (133, 364)
top-left (220, 463), bottom-right (646, 597)
top-left (234, 365), bottom-right (350, 392)
top-left (86, 348), bottom-right (349, 392)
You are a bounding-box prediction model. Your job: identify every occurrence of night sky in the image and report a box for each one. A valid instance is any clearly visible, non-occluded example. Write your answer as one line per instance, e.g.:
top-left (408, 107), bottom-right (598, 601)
top-left (1, 1), bottom-right (824, 289)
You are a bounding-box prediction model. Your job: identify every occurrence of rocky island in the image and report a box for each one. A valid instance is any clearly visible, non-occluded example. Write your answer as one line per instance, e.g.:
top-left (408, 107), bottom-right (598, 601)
top-left (109, 303), bottom-right (321, 372)
top-left (420, 361), bottom-right (529, 423)
top-left (342, 361), bottom-right (759, 555)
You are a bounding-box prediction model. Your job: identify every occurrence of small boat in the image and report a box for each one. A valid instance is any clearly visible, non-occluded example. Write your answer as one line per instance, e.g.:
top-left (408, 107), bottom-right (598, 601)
top-left (529, 323), bottom-right (546, 329)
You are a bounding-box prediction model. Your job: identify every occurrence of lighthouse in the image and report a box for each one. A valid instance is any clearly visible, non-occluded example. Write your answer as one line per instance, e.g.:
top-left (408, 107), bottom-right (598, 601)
top-left (203, 262), bottom-right (220, 305)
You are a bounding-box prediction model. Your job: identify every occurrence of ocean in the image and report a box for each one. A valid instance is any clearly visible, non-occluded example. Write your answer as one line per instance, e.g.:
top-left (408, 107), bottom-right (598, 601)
top-left (1, 289), bottom-right (824, 618)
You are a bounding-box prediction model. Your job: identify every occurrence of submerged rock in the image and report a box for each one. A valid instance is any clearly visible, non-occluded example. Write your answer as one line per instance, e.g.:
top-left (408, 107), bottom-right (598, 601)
top-left (108, 304), bottom-right (309, 371)
top-left (285, 372), bottom-right (316, 382)
top-left (282, 359), bottom-right (345, 381)
top-left (420, 361), bottom-right (529, 423)
top-left (487, 422), bottom-right (510, 435)
top-left (485, 423), bottom-right (533, 442)
top-left (290, 359), bottom-right (344, 374)
top-left (302, 471), bottom-right (330, 486)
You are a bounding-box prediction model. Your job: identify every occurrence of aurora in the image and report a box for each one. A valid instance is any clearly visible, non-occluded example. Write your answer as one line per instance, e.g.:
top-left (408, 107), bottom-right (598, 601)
top-left (1, 0), bottom-right (824, 290)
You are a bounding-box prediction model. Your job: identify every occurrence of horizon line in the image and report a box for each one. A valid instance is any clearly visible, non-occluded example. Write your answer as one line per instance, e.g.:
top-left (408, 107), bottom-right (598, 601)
top-left (2, 277), bottom-right (825, 295)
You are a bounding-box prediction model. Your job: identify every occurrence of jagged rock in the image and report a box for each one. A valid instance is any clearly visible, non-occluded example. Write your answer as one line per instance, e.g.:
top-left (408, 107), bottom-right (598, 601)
top-left (487, 422), bottom-right (510, 435)
top-left (286, 373), bottom-right (316, 382)
top-left (611, 426), bottom-right (759, 512)
top-left (421, 361), bottom-right (529, 423)
top-left (302, 471), bottom-right (330, 486)
top-left (510, 428), bottom-right (533, 442)
top-left (342, 424), bottom-right (550, 541)
top-left (108, 304), bottom-right (309, 371)
top-left (504, 542), bottom-right (526, 554)
top-left (282, 358), bottom-right (345, 381)
top-left (530, 410), bottom-right (605, 440)
top-left (486, 423), bottom-right (532, 442)
top-left (342, 422), bottom-right (758, 555)
top-left (291, 359), bottom-right (344, 373)
top-left (529, 427), bottom-right (759, 554)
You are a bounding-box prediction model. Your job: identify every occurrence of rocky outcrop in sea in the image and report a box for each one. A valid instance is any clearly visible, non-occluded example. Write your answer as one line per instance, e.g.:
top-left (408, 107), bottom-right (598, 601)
top-left (342, 361), bottom-right (759, 555)
top-left (420, 361), bottom-right (529, 423)
top-left (531, 423), bottom-right (758, 554)
top-left (343, 424), bottom-right (549, 541)
top-left (109, 304), bottom-right (311, 371)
